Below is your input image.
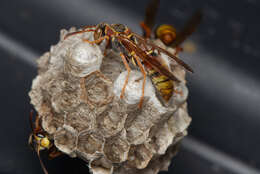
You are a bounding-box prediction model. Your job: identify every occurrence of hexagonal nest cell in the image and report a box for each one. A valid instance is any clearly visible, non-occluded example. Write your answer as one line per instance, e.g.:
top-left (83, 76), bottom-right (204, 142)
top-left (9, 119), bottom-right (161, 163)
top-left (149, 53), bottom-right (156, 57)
top-left (29, 27), bottom-right (192, 174)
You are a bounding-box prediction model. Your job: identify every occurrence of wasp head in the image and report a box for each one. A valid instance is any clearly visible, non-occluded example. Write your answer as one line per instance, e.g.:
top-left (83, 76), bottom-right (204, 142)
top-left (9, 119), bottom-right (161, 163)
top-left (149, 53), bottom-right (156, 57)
top-left (94, 22), bottom-right (107, 41)
top-left (29, 131), bottom-right (51, 152)
top-left (156, 24), bottom-right (177, 45)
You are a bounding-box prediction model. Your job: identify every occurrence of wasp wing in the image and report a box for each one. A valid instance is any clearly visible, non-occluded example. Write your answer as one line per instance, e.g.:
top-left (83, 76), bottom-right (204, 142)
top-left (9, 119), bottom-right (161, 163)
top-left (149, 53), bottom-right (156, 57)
top-left (119, 37), bottom-right (181, 82)
top-left (29, 111), bottom-right (35, 133)
top-left (171, 10), bottom-right (202, 48)
top-left (144, 0), bottom-right (160, 30)
top-left (132, 33), bottom-right (194, 73)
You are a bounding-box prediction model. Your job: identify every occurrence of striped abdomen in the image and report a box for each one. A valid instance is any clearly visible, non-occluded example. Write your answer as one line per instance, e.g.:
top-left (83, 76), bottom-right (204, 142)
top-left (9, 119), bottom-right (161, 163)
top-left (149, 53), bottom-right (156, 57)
top-left (146, 66), bottom-right (174, 102)
top-left (128, 51), bottom-right (174, 103)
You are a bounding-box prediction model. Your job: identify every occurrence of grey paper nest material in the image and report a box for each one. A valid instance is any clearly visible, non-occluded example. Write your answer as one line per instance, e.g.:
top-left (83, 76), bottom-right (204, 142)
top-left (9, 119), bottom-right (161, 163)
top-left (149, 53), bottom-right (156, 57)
top-left (29, 27), bottom-right (191, 174)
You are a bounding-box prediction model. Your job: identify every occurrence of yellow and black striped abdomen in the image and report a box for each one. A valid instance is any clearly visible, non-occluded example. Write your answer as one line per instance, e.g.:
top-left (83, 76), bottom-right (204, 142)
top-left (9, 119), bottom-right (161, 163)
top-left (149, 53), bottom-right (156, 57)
top-left (147, 68), bottom-right (174, 102)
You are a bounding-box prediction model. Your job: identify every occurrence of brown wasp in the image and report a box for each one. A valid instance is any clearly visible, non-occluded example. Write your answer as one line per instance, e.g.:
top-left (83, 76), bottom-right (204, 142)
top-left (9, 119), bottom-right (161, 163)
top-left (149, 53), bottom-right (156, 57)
top-left (64, 22), bottom-right (193, 107)
top-left (29, 111), bottom-right (62, 174)
top-left (139, 0), bottom-right (202, 103)
top-left (140, 0), bottom-right (202, 48)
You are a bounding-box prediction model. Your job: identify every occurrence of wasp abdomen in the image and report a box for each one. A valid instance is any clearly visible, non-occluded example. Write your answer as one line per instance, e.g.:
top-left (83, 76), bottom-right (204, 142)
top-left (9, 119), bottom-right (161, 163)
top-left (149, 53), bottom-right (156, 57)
top-left (147, 68), bottom-right (173, 102)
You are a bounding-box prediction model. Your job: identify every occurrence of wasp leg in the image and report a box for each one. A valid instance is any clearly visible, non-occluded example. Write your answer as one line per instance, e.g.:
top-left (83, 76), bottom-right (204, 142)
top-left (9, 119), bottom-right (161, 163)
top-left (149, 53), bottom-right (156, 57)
top-left (132, 53), bottom-right (146, 108)
top-left (48, 151), bottom-right (62, 160)
top-left (34, 114), bottom-right (42, 132)
top-left (29, 110), bottom-right (35, 132)
top-left (48, 146), bottom-right (63, 160)
top-left (81, 25), bottom-right (97, 30)
top-left (174, 46), bottom-right (183, 56)
top-left (119, 53), bottom-right (131, 100)
top-left (64, 28), bottom-right (96, 40)
top-left (36, 146), bottom-right (49, 174)
top-left (92, 70), bottom-right (112, 82)
top-left (83, 35), bottom-right (109, 45)
top-left (140, 21), bottom-right (152, 38)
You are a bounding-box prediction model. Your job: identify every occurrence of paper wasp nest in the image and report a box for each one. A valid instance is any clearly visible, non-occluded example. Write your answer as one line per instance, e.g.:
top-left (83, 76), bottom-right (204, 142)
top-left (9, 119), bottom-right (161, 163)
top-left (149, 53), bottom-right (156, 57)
top-left (29, 28), bottom-right (191, 174)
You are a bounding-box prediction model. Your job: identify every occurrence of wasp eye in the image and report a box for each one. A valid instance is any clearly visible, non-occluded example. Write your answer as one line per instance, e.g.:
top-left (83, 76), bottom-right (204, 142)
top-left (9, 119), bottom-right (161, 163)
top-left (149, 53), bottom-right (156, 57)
top-left (94, 29), bottom-right (103, 41)
top-left (36, 133), bottom-right (44, 138)
top-left (40, 137), bottom-right (50, 148)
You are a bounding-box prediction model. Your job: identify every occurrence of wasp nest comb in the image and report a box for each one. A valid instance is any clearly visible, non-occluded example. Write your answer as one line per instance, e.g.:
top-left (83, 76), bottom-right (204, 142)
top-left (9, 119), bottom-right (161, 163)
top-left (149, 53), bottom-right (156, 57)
top-left (29, 27), bottom-right (191, 174)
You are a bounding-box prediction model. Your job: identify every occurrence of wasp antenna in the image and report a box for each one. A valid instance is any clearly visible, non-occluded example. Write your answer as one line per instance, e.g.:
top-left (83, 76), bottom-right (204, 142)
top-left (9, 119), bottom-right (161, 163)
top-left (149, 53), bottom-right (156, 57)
top-left (37, 146), bottom-right (49, 174)
top-left (28, 133), bottom-right (35, 150)
top-left (29, 110), bottom-right (35, 133)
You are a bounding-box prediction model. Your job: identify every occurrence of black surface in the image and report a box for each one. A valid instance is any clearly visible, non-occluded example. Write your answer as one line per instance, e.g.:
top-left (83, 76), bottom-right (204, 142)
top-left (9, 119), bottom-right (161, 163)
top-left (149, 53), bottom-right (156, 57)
top-left (0, 0), bottom-right (259, 173)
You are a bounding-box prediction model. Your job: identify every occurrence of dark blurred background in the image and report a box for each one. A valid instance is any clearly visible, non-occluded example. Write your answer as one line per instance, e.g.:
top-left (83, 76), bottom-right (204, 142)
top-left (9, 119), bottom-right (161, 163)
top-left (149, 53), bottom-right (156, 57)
top-left (0, 0), bottom-right (259, 173)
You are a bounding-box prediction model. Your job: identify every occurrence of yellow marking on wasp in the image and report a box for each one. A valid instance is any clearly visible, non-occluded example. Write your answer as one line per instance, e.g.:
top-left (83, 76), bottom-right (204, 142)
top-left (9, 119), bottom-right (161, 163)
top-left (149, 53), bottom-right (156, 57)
top-left (131, 57), bottom-right (137, 66)
top-left (34, 135), bottom-right (51, 149)
top-left (35, 136), bottom-right (41, 141)
top-left (152, 77), bottom-right (168, 84)
top-left (156, 80), bottom-right (173, 89)
top-left (161, 88), bottom-right (173, 94)
top-left (146, 50), bottom-right (153, 55)
top-left (127, 33), bottom-right (133, 38)
top-left (160, 89), bottom-right (173, 99)
top-left (148, 69), bottom-right (174, 102)
top-left (40, 138), bottom-right (50, 148)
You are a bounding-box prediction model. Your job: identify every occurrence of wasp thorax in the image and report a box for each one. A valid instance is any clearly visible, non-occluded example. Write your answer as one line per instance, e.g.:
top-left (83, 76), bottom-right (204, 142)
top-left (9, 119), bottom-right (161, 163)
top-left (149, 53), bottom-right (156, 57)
top-left (29, 27), bottom-right (191, 174)
top-left (111, 23), bottom-right (127, 33)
